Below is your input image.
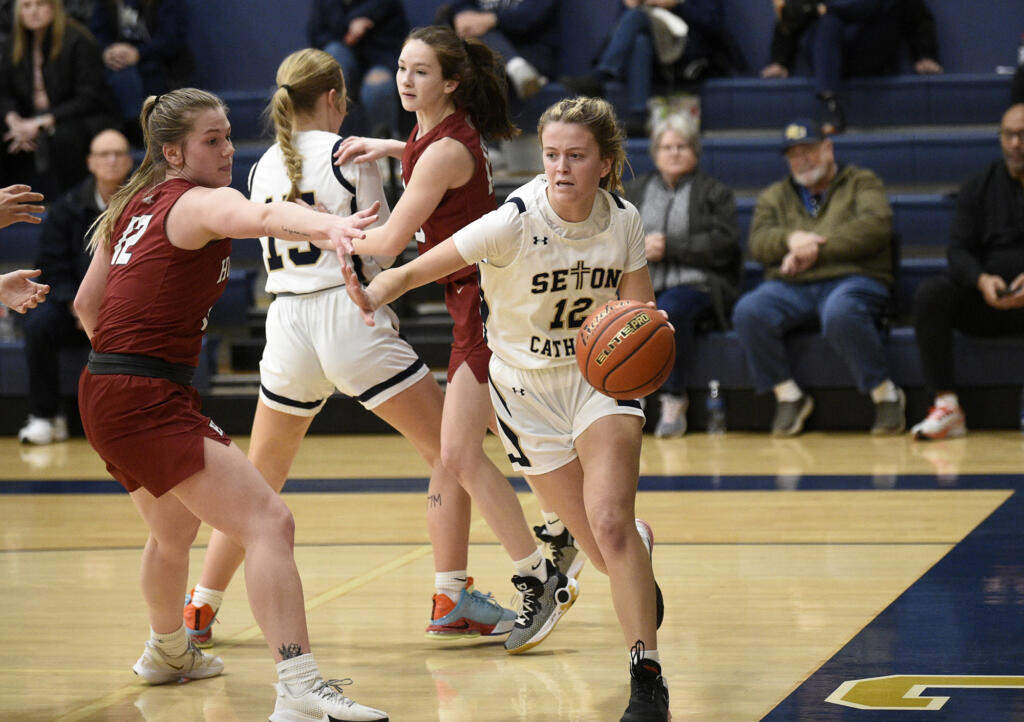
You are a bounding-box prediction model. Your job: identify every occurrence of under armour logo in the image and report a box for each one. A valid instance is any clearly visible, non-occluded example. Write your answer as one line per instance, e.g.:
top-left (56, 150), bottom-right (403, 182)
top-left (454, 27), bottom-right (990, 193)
top-left (512, 387), bottom-right (526, 396)
top-left (533, 235), bottom-right (548, 245)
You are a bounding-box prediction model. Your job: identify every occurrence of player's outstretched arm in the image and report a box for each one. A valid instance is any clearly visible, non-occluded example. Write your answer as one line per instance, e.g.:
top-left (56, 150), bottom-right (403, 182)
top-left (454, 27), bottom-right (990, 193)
top-left (334, 136), bottom-right (406, 165)
top-left (343, 237), bottom-right (468, 326)
top-left (0, 184), bottom-right (44, 229)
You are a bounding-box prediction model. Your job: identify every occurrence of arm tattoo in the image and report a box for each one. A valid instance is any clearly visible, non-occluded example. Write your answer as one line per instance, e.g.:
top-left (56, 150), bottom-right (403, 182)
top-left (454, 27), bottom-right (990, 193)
top-left (427, 493), bottom-right (442, 508)
top-left (278, 642), bottom-right (305, 660)
top-left (281, 226), bottom-right (311, 238)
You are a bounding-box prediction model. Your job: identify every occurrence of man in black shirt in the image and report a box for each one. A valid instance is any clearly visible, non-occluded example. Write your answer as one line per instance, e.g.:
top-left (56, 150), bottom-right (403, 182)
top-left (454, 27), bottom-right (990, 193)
top-left (910, 103), bottom-right (1024, 440)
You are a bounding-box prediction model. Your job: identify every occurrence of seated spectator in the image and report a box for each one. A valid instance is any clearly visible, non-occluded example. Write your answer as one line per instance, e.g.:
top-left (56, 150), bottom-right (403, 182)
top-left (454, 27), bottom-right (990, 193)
top-left (308, 0), bottom-right (407, 138)
top-left (18, 127), bottom-right (131, 445)
top-left (761, 0), bottom-right (942, 134)
top-left (0, 0), bottom-right (118, 196)
top-left (623, 114), bottom-right (741, 436)
top-left (437, 0), bottom-right (558, 101)
top-left (731, 118), bottom-right (904, 436)
top-left (561, 0), bottom-right (740, 135)
top-left (910, 104), bottom-right (1024, 441)
top-left (89, 0), bottom-right (194, 139)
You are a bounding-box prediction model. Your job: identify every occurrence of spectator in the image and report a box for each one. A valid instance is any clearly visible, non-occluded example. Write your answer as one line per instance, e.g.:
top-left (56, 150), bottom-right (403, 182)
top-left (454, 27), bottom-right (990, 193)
top-left (437, 0), bottom-right (558, 101)
top-left (89, 0), bottom-right (194, 138)
top-left (910, 104), bottom-right (1024, 440)
top-left (761, 0), bottom-right (942, 134)
top-left (307, 0), bottom-right (407, 138)
top-left (1012, 64), bottom-right (1023, 106)
top-left (561, 0), bottom-right (737, 135)
top-left (18, 127), bottom-right (131, 445)
top-left (0, 0), bottom-right (118, 196)
top-left (731, 118), bottom-right (904, 436)
top-left (623, 114), bottom-right (741, 437)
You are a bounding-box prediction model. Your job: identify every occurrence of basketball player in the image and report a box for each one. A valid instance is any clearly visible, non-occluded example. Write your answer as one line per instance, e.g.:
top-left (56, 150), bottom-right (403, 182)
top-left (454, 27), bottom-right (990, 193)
top-left (73, 88), bottom-right (387, 722)
top-left (343, 96), bottom-right (670, 721)
top-left (334, 25), bottom-right (581, 650)
top-left (182, 48), bottom-right (516, 649)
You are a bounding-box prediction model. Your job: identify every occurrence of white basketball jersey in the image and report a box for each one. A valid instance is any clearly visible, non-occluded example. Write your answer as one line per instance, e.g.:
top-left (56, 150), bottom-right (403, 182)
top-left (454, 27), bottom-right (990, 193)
top-left (453, 175), bottom-right (647, 369)
top-left (248, 130), bottom-right (392, 295)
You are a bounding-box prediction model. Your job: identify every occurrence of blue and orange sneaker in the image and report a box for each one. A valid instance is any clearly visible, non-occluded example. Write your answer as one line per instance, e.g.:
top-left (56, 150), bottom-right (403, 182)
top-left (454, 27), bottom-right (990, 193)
top-left (426, 577), bottom-right (517, 640)
top-left (183, 587), bottom-right (218, 649)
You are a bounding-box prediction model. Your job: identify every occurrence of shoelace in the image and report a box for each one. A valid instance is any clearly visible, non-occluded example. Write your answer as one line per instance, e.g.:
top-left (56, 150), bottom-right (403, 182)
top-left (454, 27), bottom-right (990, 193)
top-left (512, 578), bottom-right (539, 625)
top-left (314, 678), bottom-right (355, 705)
top-left (466, 587), bottom-right (503, 610)
top-left (628, 640), bottom-right (661, 703)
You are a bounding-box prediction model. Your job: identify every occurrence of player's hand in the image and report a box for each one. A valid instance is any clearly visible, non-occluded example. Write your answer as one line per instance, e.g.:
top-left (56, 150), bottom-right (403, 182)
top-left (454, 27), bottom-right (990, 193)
top-left (327, 200), bottom-right (379, 256)
top-left (342, 264), bottom-right (378, 326)
top-left (0, 269), bottom-right (49, 313)
top-left (335, 136), bottom-right (392, 165)
top-left (0, 184), bottom-right (44, 228)
top-left (639, 299), bottom-right (674, 332)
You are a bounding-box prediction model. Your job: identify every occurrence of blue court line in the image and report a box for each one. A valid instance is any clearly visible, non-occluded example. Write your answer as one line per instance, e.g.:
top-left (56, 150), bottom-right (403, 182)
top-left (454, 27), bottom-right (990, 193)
top-left (765, 476), bottom-right (1024, 720)
top-left (1, 473), bottom-right (1022, 495)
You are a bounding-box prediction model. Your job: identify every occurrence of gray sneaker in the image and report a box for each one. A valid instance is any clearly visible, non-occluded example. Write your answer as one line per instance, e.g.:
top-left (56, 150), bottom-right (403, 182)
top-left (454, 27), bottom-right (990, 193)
top-left (504, 559), bottom-right (579, 654)
top-left (654, 393), bottom-right (688, 438)
top-left (871, 387), bottom-right (906, 434)
top-left (771, 395), bottom-right (814, 436)
top-left (533, 524), bottom-right (585, 579)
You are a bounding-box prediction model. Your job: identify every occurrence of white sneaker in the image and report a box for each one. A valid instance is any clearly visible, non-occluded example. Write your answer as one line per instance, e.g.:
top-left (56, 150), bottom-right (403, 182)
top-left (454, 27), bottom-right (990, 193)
top-left (132, 639), bottom-right (224, 685)
top-left (911, 403), bottom-right (967, 440)
top-left (18, 415), bottom-right (68, 445)
top-left (505, 56), bottom-right (546, 99)
top-left (270, 677), bottom-right (388, 722)
top-left (654, 393), bottom-right (688, 437)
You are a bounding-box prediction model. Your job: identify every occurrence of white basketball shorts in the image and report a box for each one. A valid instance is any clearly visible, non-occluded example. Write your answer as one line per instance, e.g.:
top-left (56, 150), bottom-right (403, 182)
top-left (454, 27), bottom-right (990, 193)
top-left (259, 286), bottom-right (428, 416)
top-left (487, 354), bottom-right (645, 475)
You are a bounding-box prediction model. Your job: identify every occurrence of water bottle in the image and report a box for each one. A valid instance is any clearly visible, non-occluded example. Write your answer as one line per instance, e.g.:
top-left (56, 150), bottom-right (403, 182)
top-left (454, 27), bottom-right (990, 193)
top-left (706, 379), bottom-right (726, 434)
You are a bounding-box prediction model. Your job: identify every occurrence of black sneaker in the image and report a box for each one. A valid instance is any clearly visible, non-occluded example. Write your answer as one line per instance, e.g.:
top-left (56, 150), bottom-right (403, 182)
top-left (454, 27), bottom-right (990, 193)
top-left (504, 559), bottom-right (579, 654)
top-left (621, 641), bottom-right (670, 722)
top-left (533, 523), bottom-right (585, 579)
top-left (771, 394), bottom-right (814, 436)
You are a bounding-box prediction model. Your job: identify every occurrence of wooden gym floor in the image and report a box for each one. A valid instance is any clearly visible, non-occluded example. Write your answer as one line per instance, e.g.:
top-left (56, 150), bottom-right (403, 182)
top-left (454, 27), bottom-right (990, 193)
top-left (2, 431), bottom-right (1023, 721)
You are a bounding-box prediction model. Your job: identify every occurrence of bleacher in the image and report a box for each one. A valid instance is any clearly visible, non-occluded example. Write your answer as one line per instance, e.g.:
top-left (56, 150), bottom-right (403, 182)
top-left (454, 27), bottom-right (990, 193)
top-left (1, 0), bottom-right (1022, 435)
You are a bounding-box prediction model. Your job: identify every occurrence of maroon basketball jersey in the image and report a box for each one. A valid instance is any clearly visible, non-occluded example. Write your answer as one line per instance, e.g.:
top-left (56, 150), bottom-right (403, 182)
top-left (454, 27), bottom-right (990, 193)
top-left (90, 178), bottom-right (231, 367)
top-left (402, 108), bottom-right (496, 284)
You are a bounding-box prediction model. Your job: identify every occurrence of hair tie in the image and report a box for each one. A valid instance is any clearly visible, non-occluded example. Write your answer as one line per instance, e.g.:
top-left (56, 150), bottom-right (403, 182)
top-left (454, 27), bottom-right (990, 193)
top-left (280, 84), bottom-right (293, 93)
top-left (152, 94), bottom-right (162, 107)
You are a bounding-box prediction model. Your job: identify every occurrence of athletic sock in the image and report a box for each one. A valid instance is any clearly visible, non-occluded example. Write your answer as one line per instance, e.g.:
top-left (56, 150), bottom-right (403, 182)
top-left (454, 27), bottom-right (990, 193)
top-left (190, 584), bottom-right (224, 612)
top-left (151, 625), bottom-right (189, 659)
top-left (435, 570), bottom-right (468, 603)
top-left (541, 510), bottom-right (565, 537)
top-left (773, 379), bottom-right (803, 403)
top-left (634, 647), bottom-right (660, 664)
top-left (277, 652), bottom-right (320, 695)
top-left (870, 379), bottom-right (899, 404)
top-left (513, 546), bottom-right (548, 582)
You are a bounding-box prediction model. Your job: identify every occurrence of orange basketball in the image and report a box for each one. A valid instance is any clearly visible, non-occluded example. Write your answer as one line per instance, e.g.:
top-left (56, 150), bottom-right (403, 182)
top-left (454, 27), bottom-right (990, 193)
top-left (575, 299), bottom-right (675, 400)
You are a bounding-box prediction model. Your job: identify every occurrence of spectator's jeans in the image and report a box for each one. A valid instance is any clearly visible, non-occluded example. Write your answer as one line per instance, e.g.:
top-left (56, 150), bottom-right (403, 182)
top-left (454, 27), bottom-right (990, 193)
top-left (731, 275), bottom-right (891, 394)
top-left (106, 66), bottom-right (146, 122)
top-left (22, 300), bottom-right (88, 417)
top-left (323, 41), bottom-right (398, 136)
top-left (596, 8), bottom-right (654, 117)
top-left (656, 284), bottom-right (713, 396)
top-left (913, 274), bottom-right (1024, 396)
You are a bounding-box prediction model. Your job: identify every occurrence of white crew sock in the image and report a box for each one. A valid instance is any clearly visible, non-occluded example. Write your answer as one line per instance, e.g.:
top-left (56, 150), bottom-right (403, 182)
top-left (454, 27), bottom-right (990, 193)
top-left (435, 570), bottom-right (468, 603)
top-left (151, 625), bottom-right (189, 659)
top-left (277, 652), bottom-right (320, 695)
top-left (513, 546), bottom-right (548, 582)
top-left (773, 379), bottom-right (803, 402)
top-left (190, 584), bottom-right (224, 612)
top-left (935, 392), bottom-right (960, 409)
top-left (870, 379), bottom-right (899, 404)
top-left (542, 510), bottom-right (565, 537)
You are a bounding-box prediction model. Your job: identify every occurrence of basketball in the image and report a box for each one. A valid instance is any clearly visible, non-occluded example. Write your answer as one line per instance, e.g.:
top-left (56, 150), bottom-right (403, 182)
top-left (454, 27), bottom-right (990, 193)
top-left (576, 299), bottom-right (675, 400)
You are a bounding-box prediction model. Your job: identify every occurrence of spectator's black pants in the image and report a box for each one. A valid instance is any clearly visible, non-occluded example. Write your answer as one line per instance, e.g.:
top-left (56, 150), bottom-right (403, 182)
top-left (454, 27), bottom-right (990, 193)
top-left (913, 274), bottom-right (1024, 395)
top-left (22, 300), bottom-right (89, 418)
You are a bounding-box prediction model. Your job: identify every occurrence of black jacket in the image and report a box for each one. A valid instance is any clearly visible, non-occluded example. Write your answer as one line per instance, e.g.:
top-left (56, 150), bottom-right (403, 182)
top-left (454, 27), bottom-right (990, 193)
top-left (90, 0), bottom-right (194, 91)
top-left (33, 175), bottom-right (103, 305)
top-left (0, 21), bottom-right (117, 128)
top-left (307, 0), bottom-right (408, 69)
top-left (947, 160), bottom-right (1024, 290)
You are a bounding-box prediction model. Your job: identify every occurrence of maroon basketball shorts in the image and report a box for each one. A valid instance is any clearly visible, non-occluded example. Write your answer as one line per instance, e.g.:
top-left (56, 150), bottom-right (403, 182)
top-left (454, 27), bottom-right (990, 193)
top-left (445, 272), bottom-right (491, 384)
top-left (79, 371), bottom-right (231, 497)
